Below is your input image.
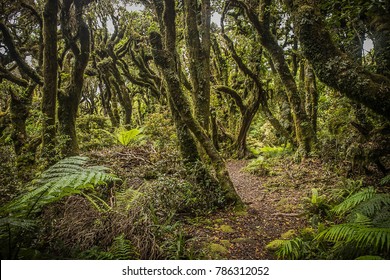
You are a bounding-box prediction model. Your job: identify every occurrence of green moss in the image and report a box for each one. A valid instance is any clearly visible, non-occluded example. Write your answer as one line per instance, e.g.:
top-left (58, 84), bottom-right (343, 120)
top-left (220, 239), bottom-right (231, 247)
top-left (219, 225), bottom-right (235, 233)
top-left (209, 243), bottom-right (229, 255)
top-left (281, 229), bottom-right (296, 239)
top-left (232, 238), bottom-right (252, 244)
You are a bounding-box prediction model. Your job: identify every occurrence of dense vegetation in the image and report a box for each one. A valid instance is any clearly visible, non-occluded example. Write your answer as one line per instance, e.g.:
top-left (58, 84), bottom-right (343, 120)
top-left (0, 0), bottom-right (389, 260)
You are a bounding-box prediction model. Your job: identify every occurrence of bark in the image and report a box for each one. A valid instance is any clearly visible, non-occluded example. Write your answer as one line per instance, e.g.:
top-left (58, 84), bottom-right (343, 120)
top-left (41, 0), bottom-right (58, 159)
top-left (184, 0), bottom-right (211, 129)
top-left (9, 84), bottom-right (40, 167)
top-left (287, 0), bottom-right (390, 120)
top-left (110, 67), bottom-right (133, 127)
top-left (58, 0), bottom-right (90, 156)
top-left (230, 0), bottom-right (316, 156)
top-left (0, 22), bottom-right (43, 85)
top-left (150, 0), bottom-right (241, 205)
top-left (304, 62), bottom-right (318, 135)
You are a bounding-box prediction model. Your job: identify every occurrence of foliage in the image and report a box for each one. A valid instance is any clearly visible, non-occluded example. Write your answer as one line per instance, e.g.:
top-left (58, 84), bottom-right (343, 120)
top-left (77, 115), bottom-right (115, 150)
top-left (303, 188), bottom-right (331, 225)
top-left (0, 156), bottom-right (120, 259)
top-left (113, 127), bottom-right (145, 146)
top-left (269, 187), bottom-right (390, 259)
top-left (242, 156), bottom-right (270, 176)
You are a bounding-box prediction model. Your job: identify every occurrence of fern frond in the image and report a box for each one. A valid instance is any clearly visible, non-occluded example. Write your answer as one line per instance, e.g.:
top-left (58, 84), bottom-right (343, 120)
top-left (352, 213), bottom-right (373, 226)
top-left (351, 194), bottom-right (390, 218)
top-left (109, 234), bottom-right (139, 260)
top-left (275, 238), bottom-right (305, 260)
top-left (3, 156), bottom-right (120, 216)
top-left (332, 187), bottom-right (376, 216)
top-left (380, 175), bottom-right (390, 186)
top-left (115, 188), bottom-right (143, 211)
top-left (0, 217), bottom-right (36, 230)
top-left (317, 224), bottom-right (390, 252)
top-left (372, 206), bottom-right (390, 227)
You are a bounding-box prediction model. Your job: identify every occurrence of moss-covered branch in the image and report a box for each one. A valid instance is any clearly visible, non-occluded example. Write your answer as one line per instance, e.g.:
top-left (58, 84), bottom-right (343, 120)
top-left (288, 0), bottom-right (390, 120)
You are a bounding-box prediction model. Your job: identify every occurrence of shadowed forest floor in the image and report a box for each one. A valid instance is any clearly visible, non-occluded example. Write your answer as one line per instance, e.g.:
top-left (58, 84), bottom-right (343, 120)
top-left (183, 159), bottom-right (340, 259)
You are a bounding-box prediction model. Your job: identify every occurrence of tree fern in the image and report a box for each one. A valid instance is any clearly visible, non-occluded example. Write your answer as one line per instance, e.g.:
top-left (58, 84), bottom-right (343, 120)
top-left (3, 156), bottom-right (120, 216)
top-left (0, 156), bottom-right (121, 259)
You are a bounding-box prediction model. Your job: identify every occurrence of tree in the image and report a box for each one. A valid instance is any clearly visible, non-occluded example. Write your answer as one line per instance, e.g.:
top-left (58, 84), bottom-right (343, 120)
top-left (149, 0), bottom-right (241, 205)
top-left (286, 0), bottom-right (390, 120)
top-left (41, 0), bottom-right (58, 159)
top-left (226, 0), bottom-right (316, 156)
top-left (58, 0), bottom-right (91, 156)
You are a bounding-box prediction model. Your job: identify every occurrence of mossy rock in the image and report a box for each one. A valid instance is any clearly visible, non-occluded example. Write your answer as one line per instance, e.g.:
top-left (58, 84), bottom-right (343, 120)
top-left (219, 225), bottom-right (235, 233)
top-left (265, 239), bottom-right (284, 251)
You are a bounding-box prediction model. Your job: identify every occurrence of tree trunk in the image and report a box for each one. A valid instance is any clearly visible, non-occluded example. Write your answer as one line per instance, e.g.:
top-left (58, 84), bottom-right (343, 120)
top-left (184, 0), bottom-right (211, 129)
top-left (231, 0), bottom-right (315, 156)
top-left (41, 0), bottom-right (58, 159)
top-left (150, 1), bottom-right (241, 205)
top-left (287, 0), bottom-right (390, 120)
top-left (58, 0), bottom-right (90, 156)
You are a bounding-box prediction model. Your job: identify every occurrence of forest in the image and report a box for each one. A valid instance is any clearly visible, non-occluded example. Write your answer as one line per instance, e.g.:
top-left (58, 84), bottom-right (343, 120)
top-left (0, 0), bottom-right (389, 260)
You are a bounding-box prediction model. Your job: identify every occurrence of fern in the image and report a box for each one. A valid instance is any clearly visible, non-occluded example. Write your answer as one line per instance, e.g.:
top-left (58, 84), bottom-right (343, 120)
top-left (266, 238), bottom-right (308, 260)
top-left (351, 193), bottom-right (390, 219)
top-left (108, 234), bottom-right (139, 260)
top-left (380, 175), bottom-right (390, 186)
top-left (0, 156), bottom-right (121, 259)
top-left (332, 187), bottom-right (376, 216)
top-left (3, 156), bottom-right (119, 216)
top-left (115, 188), bottom-right (143, 211)
top-left (316, 224), bottom-right (390, 252)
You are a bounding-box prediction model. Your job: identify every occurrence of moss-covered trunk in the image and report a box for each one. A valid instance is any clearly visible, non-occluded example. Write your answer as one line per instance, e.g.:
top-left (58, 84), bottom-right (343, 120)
top-left (9, 85), bottom-right (39, 166)
top-left (150, 0), bottom-right (241, 205)
top-left (58, 0), bottom-right (90, 156)
top-left (232, 0), bottom-right (315, 156)
top-left (288, 0), bottom-right (390, 120)
top-left (184, 0), bottom-right (211, 129)
top-left (41, 0), bottom-right (58, 159)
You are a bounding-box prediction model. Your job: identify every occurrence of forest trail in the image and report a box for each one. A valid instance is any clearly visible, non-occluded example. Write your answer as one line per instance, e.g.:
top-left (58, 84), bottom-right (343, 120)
top-left (185, 158), bottom-right (339, 259)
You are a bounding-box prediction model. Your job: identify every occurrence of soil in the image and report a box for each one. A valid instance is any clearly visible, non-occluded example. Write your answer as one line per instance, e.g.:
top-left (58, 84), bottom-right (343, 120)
top-left (183, 158), bottom-right (340, 259)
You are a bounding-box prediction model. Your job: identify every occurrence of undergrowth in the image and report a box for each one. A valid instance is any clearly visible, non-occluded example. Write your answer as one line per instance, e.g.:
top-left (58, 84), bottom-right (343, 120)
top-left (267, 179), bottom-right (390, 260)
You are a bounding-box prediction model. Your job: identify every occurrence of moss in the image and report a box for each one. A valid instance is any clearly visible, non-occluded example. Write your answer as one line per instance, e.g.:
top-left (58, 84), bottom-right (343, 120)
top-left (232, 238), bottom-right (253, 244)
top-left (220, 239), bottom-right (231, 247)
top-left (209, 243), bottom-right (229, 255)
top-left (281, 229), bottom-right (296, 239)
top-left (219, 225), bottom-right (235, 233)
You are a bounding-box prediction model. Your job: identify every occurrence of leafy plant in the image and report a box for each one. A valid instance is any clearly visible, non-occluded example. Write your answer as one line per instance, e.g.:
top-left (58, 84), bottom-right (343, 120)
top-left (111, 127), bottom-right (145, 146)
top-left (242, 156), bottom-right (270, 176)
top-left (0, 156), bottom-right (120, 259)
top-left (315, 188), bottom-right (390, 258)
top-left (303, 188), bottom-right (330, 222)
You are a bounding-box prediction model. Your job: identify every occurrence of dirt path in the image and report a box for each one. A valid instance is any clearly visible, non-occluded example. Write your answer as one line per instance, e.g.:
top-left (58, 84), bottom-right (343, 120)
top-left (185, 158), bottom-right (339, 259)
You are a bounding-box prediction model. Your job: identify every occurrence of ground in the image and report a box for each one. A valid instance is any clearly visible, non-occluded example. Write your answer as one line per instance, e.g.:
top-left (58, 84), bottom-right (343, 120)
top-left (183, 158), bottom-right (340, 259)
